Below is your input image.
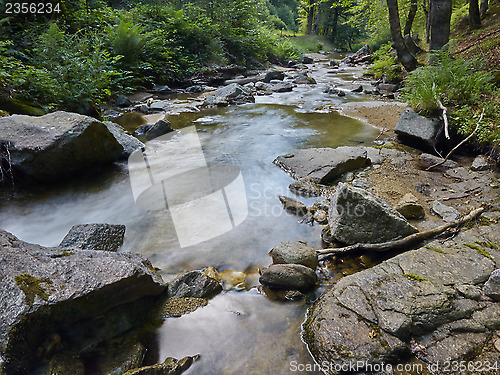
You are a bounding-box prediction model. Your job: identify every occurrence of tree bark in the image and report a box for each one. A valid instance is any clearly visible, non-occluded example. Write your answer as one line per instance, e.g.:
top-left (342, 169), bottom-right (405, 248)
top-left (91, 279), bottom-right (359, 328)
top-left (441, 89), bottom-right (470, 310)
top-left (480, 0), bottom-right (489, 16)
top-left (386, 0), bottom-right (418, 71)
top-left (469, 0), bottom-right (482, 26)
top-left (330, 7), bottom-right (339, 44)
top-left (429, 0), bottom-right (452, 51)
top-left (313, 2), bottom-right (322, 35)
top-left (403, 0), bottom-right (423, 55)
top-left (306, 0), bottom-right (315, 35)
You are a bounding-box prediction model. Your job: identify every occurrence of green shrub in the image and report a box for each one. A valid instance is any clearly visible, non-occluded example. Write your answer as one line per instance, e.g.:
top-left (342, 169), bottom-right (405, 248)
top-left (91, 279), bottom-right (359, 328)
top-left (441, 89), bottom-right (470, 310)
top-left (109, 19), bottom-right (148, 66)
top-left (368, 43), bottom-right (403, 81)
top-left (400, 52), bottom-right (495, 112)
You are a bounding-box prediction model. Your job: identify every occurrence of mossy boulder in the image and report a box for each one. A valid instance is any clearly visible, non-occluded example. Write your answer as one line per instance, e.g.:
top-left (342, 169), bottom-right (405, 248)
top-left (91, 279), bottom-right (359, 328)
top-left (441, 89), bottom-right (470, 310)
top-left (0, 229), bottom-right (166, 374)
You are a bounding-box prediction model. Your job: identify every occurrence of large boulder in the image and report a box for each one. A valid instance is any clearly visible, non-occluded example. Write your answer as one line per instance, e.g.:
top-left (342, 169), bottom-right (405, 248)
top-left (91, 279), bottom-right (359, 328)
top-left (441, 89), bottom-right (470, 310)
top-left (0, 112), bottom-right (123, 183)
top-left (273, 146), bottom-right (368, 184)
top-left (0, 229), bottom-right (166, 374)
top-left (59, 223), bottom-right (126, 252)
top-left (395, 107), bottom-right (442, 150)
top-left (328, 183), bottom-right (418, 244)
top-left (304, 234), bottom-right (498, 374)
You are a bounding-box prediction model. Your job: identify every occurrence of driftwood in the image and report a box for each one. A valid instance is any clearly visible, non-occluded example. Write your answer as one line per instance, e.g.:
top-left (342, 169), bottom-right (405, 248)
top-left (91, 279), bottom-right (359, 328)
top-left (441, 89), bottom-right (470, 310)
top-left (426, 108), bottom-right (485, 171)
top-left (317, 207), bottom-right (484, 259)
top-left (432, 83), bottom-right (450, 140)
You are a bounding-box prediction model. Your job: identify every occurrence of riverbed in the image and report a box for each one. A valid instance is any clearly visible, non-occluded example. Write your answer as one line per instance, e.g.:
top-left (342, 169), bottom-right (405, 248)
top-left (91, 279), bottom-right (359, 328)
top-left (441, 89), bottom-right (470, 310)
top-left (0, 54), bottom-right (402, 374)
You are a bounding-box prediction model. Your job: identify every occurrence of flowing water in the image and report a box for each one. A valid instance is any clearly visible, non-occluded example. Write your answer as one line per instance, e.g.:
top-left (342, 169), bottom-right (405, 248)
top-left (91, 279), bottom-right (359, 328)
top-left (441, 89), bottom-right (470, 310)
top-left (0, 55), bottom-right (384, 374)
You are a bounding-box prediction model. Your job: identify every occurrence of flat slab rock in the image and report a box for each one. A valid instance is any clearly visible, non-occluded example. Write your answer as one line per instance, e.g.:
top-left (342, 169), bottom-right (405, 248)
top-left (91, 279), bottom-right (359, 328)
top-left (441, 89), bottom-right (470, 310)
top-left (0, 229), bottom-right (165, 373)
top-left (304, 228), bottom-right (499, 374)
top-left (273, 146), bottom-right (368, 184)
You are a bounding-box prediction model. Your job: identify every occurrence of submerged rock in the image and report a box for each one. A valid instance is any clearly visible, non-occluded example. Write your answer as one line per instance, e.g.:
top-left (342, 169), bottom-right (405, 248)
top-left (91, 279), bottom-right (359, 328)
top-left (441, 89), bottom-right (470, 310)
top-left (134, 119), bottom-right (174, 141)
top-left (0, 229), bottom-right (166, 374)
top-left (59, 223), bottom-right (126, 252)
top-left (0, 111), bottom-right (123, 183)
top-left (259, 264), bottom-right (317, 291)
top-left (273, 146), bottom-right (368, 184)
top-left (167, 270), bottom-right (222, 299)
top-left (395, 108), bottom-right (441, 150)
top-left (278, 196), bottom-right (308, 216)
top-left (270, 241), bottom-right (318, 270)
top-left (124, 355), bottom-right (199, 375)
top-left (328, 183), bottom-right (418, 245)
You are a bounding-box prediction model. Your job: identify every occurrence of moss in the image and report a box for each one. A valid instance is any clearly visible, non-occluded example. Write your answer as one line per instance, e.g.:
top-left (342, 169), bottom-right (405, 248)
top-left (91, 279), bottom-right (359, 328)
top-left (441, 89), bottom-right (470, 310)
top-left (424, 245), bottom-right (445, 254)
top-left (476, 241), bottom-right (500, 249)
top-left (15, 274), bottom-right (53, 306)
top-left (464, 215), bottom-right (493, 228)
top-left (404, 273), bottom-right (431, 282)
top-left (0, 109), bottom-right (9, 117)
top-left (465, 243), bottom-right (493, 259)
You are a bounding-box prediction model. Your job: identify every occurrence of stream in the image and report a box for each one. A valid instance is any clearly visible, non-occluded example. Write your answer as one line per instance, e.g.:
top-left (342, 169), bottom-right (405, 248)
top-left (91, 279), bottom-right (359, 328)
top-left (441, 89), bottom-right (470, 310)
top-left (0, 54), bottom-right (387, 374)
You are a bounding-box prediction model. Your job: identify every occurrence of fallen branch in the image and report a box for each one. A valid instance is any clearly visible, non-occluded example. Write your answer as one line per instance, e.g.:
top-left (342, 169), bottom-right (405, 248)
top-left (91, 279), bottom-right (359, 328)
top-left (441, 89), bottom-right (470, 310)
top-left (433, 83), bottom-right (449, 140)
top-left (426, 108), bottom-right (485, 171)
top-left (317, 207), bottom-right (484, 259)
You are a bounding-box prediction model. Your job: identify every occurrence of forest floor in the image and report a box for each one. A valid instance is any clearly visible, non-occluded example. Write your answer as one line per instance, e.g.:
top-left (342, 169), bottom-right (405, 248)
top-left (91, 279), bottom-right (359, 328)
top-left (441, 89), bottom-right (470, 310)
top-left (451, 0), bottom-right (500, 70)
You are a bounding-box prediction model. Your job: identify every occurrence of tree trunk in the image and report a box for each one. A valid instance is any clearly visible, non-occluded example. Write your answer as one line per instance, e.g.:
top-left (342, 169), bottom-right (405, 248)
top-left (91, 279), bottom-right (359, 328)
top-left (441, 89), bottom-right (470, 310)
top-left (306, 0), bottom-right (314, 35)
top-left (480, 0), bottom-right (489, 16)
top-left (469, 0), bottom-right (481, 26)
top-left (429, 0), bottom-right (452, 51)
top-left (330, 7), bottom-right (339, 45)
top-left (404, 0), bottom-right (423, 55)
top-left (386, 0), bottom-right (418, 71)
top-left (313, 2), bottom-right (322, 35)
top-left (424, 0), bottom-right (431, 44)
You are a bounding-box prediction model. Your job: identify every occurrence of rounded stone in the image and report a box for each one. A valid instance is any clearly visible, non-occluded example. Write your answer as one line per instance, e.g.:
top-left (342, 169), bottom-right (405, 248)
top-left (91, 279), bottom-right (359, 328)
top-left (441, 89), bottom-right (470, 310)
top-left (259, 264), bottom-right (318, 291)
top-left (270, 241), bottom-right (318, 270)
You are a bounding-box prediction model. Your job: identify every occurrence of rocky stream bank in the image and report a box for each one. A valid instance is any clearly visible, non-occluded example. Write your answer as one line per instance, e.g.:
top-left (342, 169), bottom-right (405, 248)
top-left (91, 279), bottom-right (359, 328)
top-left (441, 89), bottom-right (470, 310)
top-left (1, 52), bottom-right (499, 374)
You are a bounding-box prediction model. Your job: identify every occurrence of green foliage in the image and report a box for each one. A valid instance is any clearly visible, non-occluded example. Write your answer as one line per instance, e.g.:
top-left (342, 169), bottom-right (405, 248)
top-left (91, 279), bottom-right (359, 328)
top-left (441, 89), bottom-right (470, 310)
top-left (108, 19), bottom-right (148, 65)
top-left (369, 42), bottom-right (403, 81)
top-left (401, 52), bottom-right (495, 111)
top-left (401, 51), bottom-right (499, 143)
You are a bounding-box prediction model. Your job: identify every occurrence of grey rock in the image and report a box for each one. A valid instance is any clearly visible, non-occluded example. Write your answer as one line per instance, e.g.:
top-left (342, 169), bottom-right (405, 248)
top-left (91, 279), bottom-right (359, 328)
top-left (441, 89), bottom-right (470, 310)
top-left (483, 270), bottom-right (500, 301)
top-left (302, 56), bottom-right (314, 64)
top-left (255, 81), bottom-right (271, 91)
top-left (444, 166), bottom-right (478, 181)
top-left (351, 85), bottom-right (363, 93)
top-left (377, 83), bottom-right (399, 92)
top-left (102, 109), bottom-right (122, 121)
top-left (395, 193), bottom-right (425, 220)
top-left (287, 60), bottom-right (297, 68)
top-left (263, 70), bottom-right (285, 83)
top-left (134, 119), bottom-right (174, 141)
top-left (328, 183), bottom-right (418, 245)
top-left (313, 209), bottom-right (328, 224)
top-left (395, 108), bottom-right (442, 149)
top-left (125, 355), bottom-right (199, 375)
top-left (289, 177), bottom-right (322, 197)
top-left (59, 223), bottom-right (126, 252)
top-left (115, 95), bottom-right (132, 107)
top-left (271, 82), bottom-right (294, 93)
top-left (278, 196), bottom-right (308, 216)
top-left (432, 200), bottom-right (460, 222)
top-left (418, 153), bottom-right (459, 170)
top-left (151, 85), bottom-right (172, 94)
top-left (270, 241), bottom-right (318, 270)
top-left (185, 85), bottom-right (204, 93)
top-left (104, 121), bottom-right (144, 158)
top-left (472, 304), bottom-right (500, 330)
top-left (0, 229), bottom-right (166, 374)
top-left (0, 112), bottom-right (123, 183)
top-left (329, 60), bottom-right (339, 67)
top-left (292, 73), bottom-right (316, 84)
top-left (93, 341), bottom-right (146, 375)
top-left (205, 83), bottom-right (255, 106)
top-left (456, 284), bottom-right (482, 300)
top-left (351, 178), bottom-right (373, 189)
top-left (167, 270), bottom-right (222, 299)
top-left (259, 264), bottom-right (317, 291)
top-left (273, 146), bottom-right (368, 184)
top-left (313, 198), bottom-right (330, 212)
top-left (472, 155), bottom-right (490, 171)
